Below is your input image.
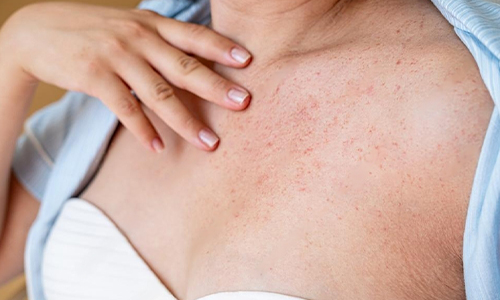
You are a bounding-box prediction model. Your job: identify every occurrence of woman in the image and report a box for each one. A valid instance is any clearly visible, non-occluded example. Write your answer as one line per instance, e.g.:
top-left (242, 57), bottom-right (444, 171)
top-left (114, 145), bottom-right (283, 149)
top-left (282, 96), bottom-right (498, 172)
top-left (0, 0), bottom-right (499, 299)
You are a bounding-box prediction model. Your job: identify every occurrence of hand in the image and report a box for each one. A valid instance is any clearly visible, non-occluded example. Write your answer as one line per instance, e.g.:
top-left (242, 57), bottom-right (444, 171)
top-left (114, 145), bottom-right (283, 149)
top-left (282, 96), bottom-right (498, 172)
top-left (0, 2), bottom-right (252, 152)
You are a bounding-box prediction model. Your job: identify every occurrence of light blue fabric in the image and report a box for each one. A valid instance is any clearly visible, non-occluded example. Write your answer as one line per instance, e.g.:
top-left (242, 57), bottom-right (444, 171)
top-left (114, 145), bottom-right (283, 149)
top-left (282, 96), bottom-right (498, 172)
top-left (10, 0), bottom-right (499, 299)
top-left (429, 1), bottom-right (500, 299)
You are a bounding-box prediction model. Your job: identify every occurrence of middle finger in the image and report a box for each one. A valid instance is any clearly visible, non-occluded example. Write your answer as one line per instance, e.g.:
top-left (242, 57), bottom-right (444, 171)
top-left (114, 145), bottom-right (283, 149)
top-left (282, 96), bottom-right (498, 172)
top-left (139, 36), bottom-right (251, 110)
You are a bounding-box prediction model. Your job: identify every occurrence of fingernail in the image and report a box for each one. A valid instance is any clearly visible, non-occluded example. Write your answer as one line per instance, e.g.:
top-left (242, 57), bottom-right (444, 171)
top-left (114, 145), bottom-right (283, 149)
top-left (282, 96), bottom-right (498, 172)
top-left (199, 128), bottom-right (219, 148)
top-left (231, 47), bottom-right (251, 64)
top-left (228, 88), bottom-right (249, 105)
top-left (152, 137), bottom-right (164, 153)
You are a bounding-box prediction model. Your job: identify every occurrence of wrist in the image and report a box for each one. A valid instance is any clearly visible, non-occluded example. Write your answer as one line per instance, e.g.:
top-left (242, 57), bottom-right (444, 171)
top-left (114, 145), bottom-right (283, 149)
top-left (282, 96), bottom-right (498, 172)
top-left (0, 10), bottom-right (38, 86)
top-left (0, 54), bottom-right (39, 108)
top-left (0, 56), bottom-right (38, 87)
top-left (0, 34), bottom-right (38, 87)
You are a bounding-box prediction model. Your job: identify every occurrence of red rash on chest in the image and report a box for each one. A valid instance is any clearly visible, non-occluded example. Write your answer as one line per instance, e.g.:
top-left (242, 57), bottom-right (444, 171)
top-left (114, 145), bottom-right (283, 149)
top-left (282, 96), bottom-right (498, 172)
top-left (77, 20), bottom-right (494, 298)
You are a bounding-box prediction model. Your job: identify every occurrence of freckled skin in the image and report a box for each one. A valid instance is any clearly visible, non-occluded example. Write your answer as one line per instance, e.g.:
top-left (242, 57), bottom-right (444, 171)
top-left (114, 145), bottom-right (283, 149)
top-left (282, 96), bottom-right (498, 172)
top-left (77, 2), bottom-right (493, 300)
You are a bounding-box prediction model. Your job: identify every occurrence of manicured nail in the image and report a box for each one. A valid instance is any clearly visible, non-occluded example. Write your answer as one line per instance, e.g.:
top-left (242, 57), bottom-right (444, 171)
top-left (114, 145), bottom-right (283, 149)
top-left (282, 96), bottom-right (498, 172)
top-left (199, 128), bottom-right (219, 148)
top-left (152, 137), bottom-right (164, 153)
top-left (231, 47), bottom-right (251, 64)
top-left (228, 88), bottom-right (249, 105)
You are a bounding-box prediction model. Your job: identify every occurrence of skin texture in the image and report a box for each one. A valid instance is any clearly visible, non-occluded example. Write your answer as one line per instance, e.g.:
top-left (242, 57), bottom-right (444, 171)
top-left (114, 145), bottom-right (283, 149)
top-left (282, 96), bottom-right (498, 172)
top-left (0, 56), bottom-right (39, 286)
top-left (0, 0), bottom-right (494, 299)
top-left (0, 2), bottom-right (254, 152)
top-left (0, 173), bottom-right (39, 286)
top-left (77, 0), bottom-right (493, 300)
top-left (0, 0), bottom-right (252, 286)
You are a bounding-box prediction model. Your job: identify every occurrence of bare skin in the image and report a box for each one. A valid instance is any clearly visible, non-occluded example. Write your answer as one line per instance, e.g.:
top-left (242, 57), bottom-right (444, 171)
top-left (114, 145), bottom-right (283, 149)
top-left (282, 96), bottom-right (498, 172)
top-left (78, 0), bottom-right (494, 300)
top-left (0, 1), bottom-right (255, 285)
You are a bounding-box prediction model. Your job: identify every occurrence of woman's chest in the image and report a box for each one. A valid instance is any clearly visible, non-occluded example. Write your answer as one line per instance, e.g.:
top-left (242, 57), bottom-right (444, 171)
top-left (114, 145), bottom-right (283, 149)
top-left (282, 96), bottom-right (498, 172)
top-left (78, 48), bottom-right (493, 300)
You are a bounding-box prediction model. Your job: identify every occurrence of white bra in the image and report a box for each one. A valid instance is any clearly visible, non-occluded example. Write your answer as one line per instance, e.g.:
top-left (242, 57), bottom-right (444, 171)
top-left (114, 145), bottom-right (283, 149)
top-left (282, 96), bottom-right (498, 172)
top-left (42, 198), bottom-right (308, 300)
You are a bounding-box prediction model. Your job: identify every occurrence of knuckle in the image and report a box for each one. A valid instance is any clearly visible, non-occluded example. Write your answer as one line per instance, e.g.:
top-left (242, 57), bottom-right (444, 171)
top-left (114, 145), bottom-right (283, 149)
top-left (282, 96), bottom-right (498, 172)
top-left (120, 20), bottom-right (148, 38)
top-left (102, 37), bottom-right (128, 55)
top-left (176, 55), bottom-right (202, 75)
top-left (118, 97), bottom-right (140, 117)
top-left (133, 8), bottom-right (159, 18)
top-left (153, 82), bottom-right (175, 102)
top-left (83, 58), bottom-right (104, 77)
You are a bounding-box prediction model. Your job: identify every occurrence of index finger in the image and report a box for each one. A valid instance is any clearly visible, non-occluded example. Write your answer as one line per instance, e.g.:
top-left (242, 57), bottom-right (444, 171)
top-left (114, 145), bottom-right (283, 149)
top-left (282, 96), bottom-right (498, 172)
top-left (153, 18), bottom-right (252, 68)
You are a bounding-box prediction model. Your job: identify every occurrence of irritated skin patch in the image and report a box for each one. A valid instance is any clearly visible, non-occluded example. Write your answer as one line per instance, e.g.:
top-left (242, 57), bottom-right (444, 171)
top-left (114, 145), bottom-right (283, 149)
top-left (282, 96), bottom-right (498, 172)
top-left (172, 41), bottom-right (493, 298)
top-left (78, 6), bottom-right (494, 300)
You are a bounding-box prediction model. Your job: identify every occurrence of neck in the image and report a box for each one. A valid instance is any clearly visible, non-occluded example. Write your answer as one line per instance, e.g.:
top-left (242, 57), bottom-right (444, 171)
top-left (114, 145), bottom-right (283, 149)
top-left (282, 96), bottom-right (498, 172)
top-left (210, 0), bottom-right (353, 63)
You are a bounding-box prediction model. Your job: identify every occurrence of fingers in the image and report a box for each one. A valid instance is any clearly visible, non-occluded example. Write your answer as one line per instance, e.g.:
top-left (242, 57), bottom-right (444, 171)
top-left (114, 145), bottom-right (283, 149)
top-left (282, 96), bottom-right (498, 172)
top-left (140, 36), bottom-right (251, 111)
top-left (154, 18), bottom-right (252, 68)
top-left (115, 56), bottom-right (220, 151)
top-left (96, 73), bottom-right (165, 153)
top-left (92, 11), bottom-right (253, 152)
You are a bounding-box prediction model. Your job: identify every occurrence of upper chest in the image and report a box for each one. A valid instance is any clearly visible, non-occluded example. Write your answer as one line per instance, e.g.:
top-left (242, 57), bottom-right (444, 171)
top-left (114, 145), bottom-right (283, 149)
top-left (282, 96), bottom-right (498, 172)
top-left (78, 42), bottom-right (493, 300)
